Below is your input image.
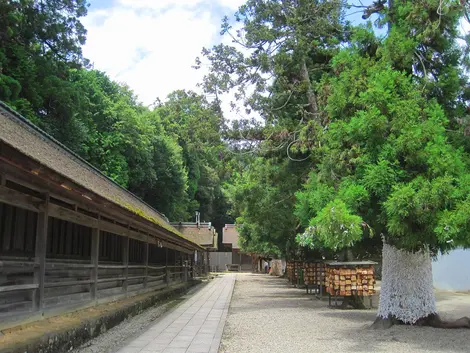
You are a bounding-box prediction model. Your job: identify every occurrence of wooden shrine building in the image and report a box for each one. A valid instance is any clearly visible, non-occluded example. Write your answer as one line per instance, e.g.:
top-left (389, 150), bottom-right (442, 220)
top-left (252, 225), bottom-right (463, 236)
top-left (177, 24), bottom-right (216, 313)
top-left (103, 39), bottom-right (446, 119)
top-left (0, 102), bottom-right (204, 330)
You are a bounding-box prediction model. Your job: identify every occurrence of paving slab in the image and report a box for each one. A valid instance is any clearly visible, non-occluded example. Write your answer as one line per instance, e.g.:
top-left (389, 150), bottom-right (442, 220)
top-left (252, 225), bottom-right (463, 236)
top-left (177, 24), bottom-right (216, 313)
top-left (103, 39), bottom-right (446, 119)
top-left (115, 274), bottom-right (235, 353)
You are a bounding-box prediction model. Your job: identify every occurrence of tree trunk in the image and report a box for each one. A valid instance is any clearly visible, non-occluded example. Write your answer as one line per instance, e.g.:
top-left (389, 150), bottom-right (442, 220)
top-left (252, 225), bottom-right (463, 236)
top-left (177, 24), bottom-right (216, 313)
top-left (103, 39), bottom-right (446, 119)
top-left (377, 242), bottom-right (436, 324)
top-left (372, 242), bottom-right (470, 329)
top-left (300, 59), bottom-right (318, 118)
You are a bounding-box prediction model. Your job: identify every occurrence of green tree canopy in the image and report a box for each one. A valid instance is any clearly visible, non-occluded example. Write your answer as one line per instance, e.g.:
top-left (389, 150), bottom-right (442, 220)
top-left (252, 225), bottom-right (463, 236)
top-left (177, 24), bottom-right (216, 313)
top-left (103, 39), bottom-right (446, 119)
top-left (296, 0), bottom-right (470, 256)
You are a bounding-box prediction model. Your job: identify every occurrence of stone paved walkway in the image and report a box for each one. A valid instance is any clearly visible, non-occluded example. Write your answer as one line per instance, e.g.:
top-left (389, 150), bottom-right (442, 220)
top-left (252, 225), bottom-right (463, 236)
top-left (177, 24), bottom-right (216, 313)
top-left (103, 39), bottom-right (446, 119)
top-left (116, 274), bottom-right (235, 353)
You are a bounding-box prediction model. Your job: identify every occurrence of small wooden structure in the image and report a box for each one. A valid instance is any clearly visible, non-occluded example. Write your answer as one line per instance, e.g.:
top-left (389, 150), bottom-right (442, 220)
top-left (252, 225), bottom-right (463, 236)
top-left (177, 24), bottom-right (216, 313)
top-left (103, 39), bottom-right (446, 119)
top-left (286, 260), bottom-right (303, 285)
top-left (0, 102), bottom-right (205, 330)
top-left (324, 260), bottom-right (377, 308)
top-left (304, 261), bottom-right (326, 297)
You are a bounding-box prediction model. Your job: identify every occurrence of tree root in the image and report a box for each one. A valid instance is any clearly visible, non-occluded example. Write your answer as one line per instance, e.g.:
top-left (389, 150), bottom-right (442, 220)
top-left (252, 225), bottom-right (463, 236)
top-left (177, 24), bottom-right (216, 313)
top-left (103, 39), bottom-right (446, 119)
top-left (371, 314), bottom-right (470, 329)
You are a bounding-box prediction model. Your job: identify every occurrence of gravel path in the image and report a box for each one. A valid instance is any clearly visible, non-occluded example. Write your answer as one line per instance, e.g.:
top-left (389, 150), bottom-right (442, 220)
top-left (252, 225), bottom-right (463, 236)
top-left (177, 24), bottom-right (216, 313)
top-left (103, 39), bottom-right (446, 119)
top-left (220, 273), bottom-right (470, 353)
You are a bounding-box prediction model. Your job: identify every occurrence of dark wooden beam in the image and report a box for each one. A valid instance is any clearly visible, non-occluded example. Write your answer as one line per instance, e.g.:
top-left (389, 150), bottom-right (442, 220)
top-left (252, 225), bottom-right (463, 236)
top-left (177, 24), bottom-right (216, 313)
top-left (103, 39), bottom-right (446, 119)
top-left (122, 229), bottom-right (129, 294)
top-left (49, 203), bottom-right (98, 228)
top-left (184, 252), bottom-right (188, 284)
top-left (0, 185), bottom-right (43, 212)
top-left (91, 215), bottom-right (100, 301)
top-left (33, 194), bottom-right (49, 312)
top-left (100, 220), bottom-right (127, 237)
top-left (165, 247), bottom-right (169, 286)
top-left (143, 235), bottom-right (149, 288)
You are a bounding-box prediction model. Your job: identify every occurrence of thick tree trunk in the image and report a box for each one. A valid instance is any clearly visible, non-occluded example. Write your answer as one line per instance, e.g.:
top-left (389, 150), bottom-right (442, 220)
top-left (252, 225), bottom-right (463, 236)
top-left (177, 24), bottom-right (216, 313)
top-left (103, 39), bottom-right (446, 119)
top-left (372, 242), bottom-right (470, 329)
top-left (377, 242), bottom-right (436, 324)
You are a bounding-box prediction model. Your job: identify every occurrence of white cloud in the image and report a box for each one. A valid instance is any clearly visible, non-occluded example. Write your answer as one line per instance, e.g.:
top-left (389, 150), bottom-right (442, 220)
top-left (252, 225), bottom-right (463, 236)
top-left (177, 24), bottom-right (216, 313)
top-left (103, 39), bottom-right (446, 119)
top-left (117, 0), bottom-right (204, 9)
top-left (82, 0), bottom-right (253, 121)
top-left (217, 0), bottom-right (246, 10)
top-left (82, 1), bottom-right (224, 106)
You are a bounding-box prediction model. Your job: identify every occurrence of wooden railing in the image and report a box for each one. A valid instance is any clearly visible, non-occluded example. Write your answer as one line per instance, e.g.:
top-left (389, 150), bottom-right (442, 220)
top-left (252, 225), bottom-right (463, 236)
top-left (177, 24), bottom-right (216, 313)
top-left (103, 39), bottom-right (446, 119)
top-left (0, 257), bottom-right (194, 322)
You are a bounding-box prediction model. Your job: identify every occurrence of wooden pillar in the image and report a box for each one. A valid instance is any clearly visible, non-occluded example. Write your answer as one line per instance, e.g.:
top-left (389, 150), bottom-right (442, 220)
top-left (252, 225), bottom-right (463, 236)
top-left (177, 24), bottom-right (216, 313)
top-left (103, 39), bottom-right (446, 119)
top-left (90, 215), bottom-right (100, 301)
top-left (165, 247), bottom-right (170, 286)
top-left (175, 250), bottom-right (178, 282)
top-left (191, 252), bottom-right (194, 278)
top-left (122, 229), bottom-right (129, 294)
top-left (184, 252), bottom-right (188, 284)
top-left (33, 194), bottom-right (49, 313)
top-left (143, 235), bottom-right (149, 288)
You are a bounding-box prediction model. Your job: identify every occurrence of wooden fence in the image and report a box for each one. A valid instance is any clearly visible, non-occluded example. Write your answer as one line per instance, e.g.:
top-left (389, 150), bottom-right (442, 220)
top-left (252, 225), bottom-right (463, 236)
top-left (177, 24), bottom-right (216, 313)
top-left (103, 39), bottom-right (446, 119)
top-left (0, 198), bottom-right (198, 329)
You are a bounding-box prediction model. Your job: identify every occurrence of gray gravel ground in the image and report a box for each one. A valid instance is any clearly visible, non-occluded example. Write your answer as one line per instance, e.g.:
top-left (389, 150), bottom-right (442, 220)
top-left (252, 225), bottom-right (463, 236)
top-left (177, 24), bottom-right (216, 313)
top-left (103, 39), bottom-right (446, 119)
top-left (219, 273), bottom-right (470, 353)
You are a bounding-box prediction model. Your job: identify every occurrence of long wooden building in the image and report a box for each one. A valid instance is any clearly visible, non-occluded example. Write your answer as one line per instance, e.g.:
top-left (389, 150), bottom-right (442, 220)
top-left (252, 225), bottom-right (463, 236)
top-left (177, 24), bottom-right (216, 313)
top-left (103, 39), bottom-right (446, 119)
top-left (0, 102), bottom-right (205, 330)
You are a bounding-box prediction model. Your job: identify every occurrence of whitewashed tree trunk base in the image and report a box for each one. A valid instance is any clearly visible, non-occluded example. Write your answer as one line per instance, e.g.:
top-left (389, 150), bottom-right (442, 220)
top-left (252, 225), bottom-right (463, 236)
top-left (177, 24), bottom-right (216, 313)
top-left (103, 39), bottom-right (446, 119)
top-left (377, 242), bottom-right (436, 324)
top-left (372, 242), bottom-right (470, 329)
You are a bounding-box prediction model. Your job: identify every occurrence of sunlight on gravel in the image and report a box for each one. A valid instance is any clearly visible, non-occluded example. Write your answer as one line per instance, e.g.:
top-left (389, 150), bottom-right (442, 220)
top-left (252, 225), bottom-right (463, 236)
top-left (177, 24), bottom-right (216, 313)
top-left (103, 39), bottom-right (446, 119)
top-left (219, 273), bottom-right (470, 353)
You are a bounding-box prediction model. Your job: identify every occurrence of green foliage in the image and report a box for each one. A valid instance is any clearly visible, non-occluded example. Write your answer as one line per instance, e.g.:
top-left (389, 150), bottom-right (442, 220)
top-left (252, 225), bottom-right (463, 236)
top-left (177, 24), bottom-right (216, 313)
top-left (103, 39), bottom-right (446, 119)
top-left (297, 199), bottom-right (364, 250)
top-left (3, 0), bottom-right (470, 260)
top-left (294, 173), bottom-right (334, 228)
top-left (200, 0), bottom-right (350, 257)
top-left (295, 1), bottom-right (470, 255)
top-left (0, 0), bottom-right (230, 224)
top-left (226, 156), bottom-right (308, 257)
top-left (152, 90), bottom-right (229, 223)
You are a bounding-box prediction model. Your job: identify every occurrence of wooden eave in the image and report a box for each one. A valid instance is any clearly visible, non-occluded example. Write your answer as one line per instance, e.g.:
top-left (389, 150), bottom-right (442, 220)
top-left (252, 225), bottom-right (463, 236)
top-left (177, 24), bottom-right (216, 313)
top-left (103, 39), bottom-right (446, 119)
top-left (0, 102), bottom-right (203, 253)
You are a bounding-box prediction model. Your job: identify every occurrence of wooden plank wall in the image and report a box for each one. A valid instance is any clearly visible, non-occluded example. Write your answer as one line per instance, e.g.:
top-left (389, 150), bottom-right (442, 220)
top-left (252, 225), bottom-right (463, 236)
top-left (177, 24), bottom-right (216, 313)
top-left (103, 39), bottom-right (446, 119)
top-left (47, 217), bottom-right (92, 259)
top-left (0, 201), bottom-right (189, 326)
top-left (0, 203), bottom-right (37, 256)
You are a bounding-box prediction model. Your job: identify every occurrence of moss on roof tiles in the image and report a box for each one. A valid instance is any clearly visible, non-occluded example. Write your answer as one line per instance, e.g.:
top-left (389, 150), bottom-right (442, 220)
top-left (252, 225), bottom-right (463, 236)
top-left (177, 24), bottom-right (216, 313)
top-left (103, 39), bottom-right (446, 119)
top-left (117, 200), bottom-right (199, 247)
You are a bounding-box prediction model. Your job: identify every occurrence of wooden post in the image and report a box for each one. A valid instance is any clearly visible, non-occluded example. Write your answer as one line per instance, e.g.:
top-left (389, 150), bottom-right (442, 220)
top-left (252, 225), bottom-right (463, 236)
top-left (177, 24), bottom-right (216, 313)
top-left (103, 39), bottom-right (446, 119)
top-left (122, 228), bottom-right (129, 294)
top-left (165, 247), bottom-right (170, 287)
top-left (143, 235), bottom-right (149, 288)
top-left (184, 253), bottom-right (188, 285)
top-left (175, 250), bottom-right (178, 282)
top-left (90, 215), bottom-right (100, 301)
top-left (33, 194), bottom-right (49, 313)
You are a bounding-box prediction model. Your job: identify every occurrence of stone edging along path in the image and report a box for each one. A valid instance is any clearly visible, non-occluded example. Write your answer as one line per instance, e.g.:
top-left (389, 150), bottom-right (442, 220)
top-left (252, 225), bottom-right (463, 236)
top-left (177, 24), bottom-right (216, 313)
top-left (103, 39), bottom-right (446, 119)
top-left (0, 281), bottom-right (201, 353)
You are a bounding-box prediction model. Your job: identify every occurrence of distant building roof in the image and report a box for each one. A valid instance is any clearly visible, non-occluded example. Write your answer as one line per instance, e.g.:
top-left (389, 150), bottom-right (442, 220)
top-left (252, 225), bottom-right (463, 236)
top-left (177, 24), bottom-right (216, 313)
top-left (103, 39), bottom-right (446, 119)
top-left (223, 224), bottom-right (240, 250)
top-left (171, 222), bottom-right (218, 250)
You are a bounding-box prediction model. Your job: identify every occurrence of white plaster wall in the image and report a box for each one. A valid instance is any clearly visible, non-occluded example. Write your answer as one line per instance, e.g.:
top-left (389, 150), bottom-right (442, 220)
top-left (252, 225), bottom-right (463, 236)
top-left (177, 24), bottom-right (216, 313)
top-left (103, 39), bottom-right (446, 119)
top-left (432, 248), bottom-right (470, 291)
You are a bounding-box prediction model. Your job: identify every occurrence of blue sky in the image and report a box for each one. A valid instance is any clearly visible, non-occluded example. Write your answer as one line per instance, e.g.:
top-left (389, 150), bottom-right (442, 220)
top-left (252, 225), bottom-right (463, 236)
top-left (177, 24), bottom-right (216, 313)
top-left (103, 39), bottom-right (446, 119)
top-left (82, 0), bottom-right (375, 111)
